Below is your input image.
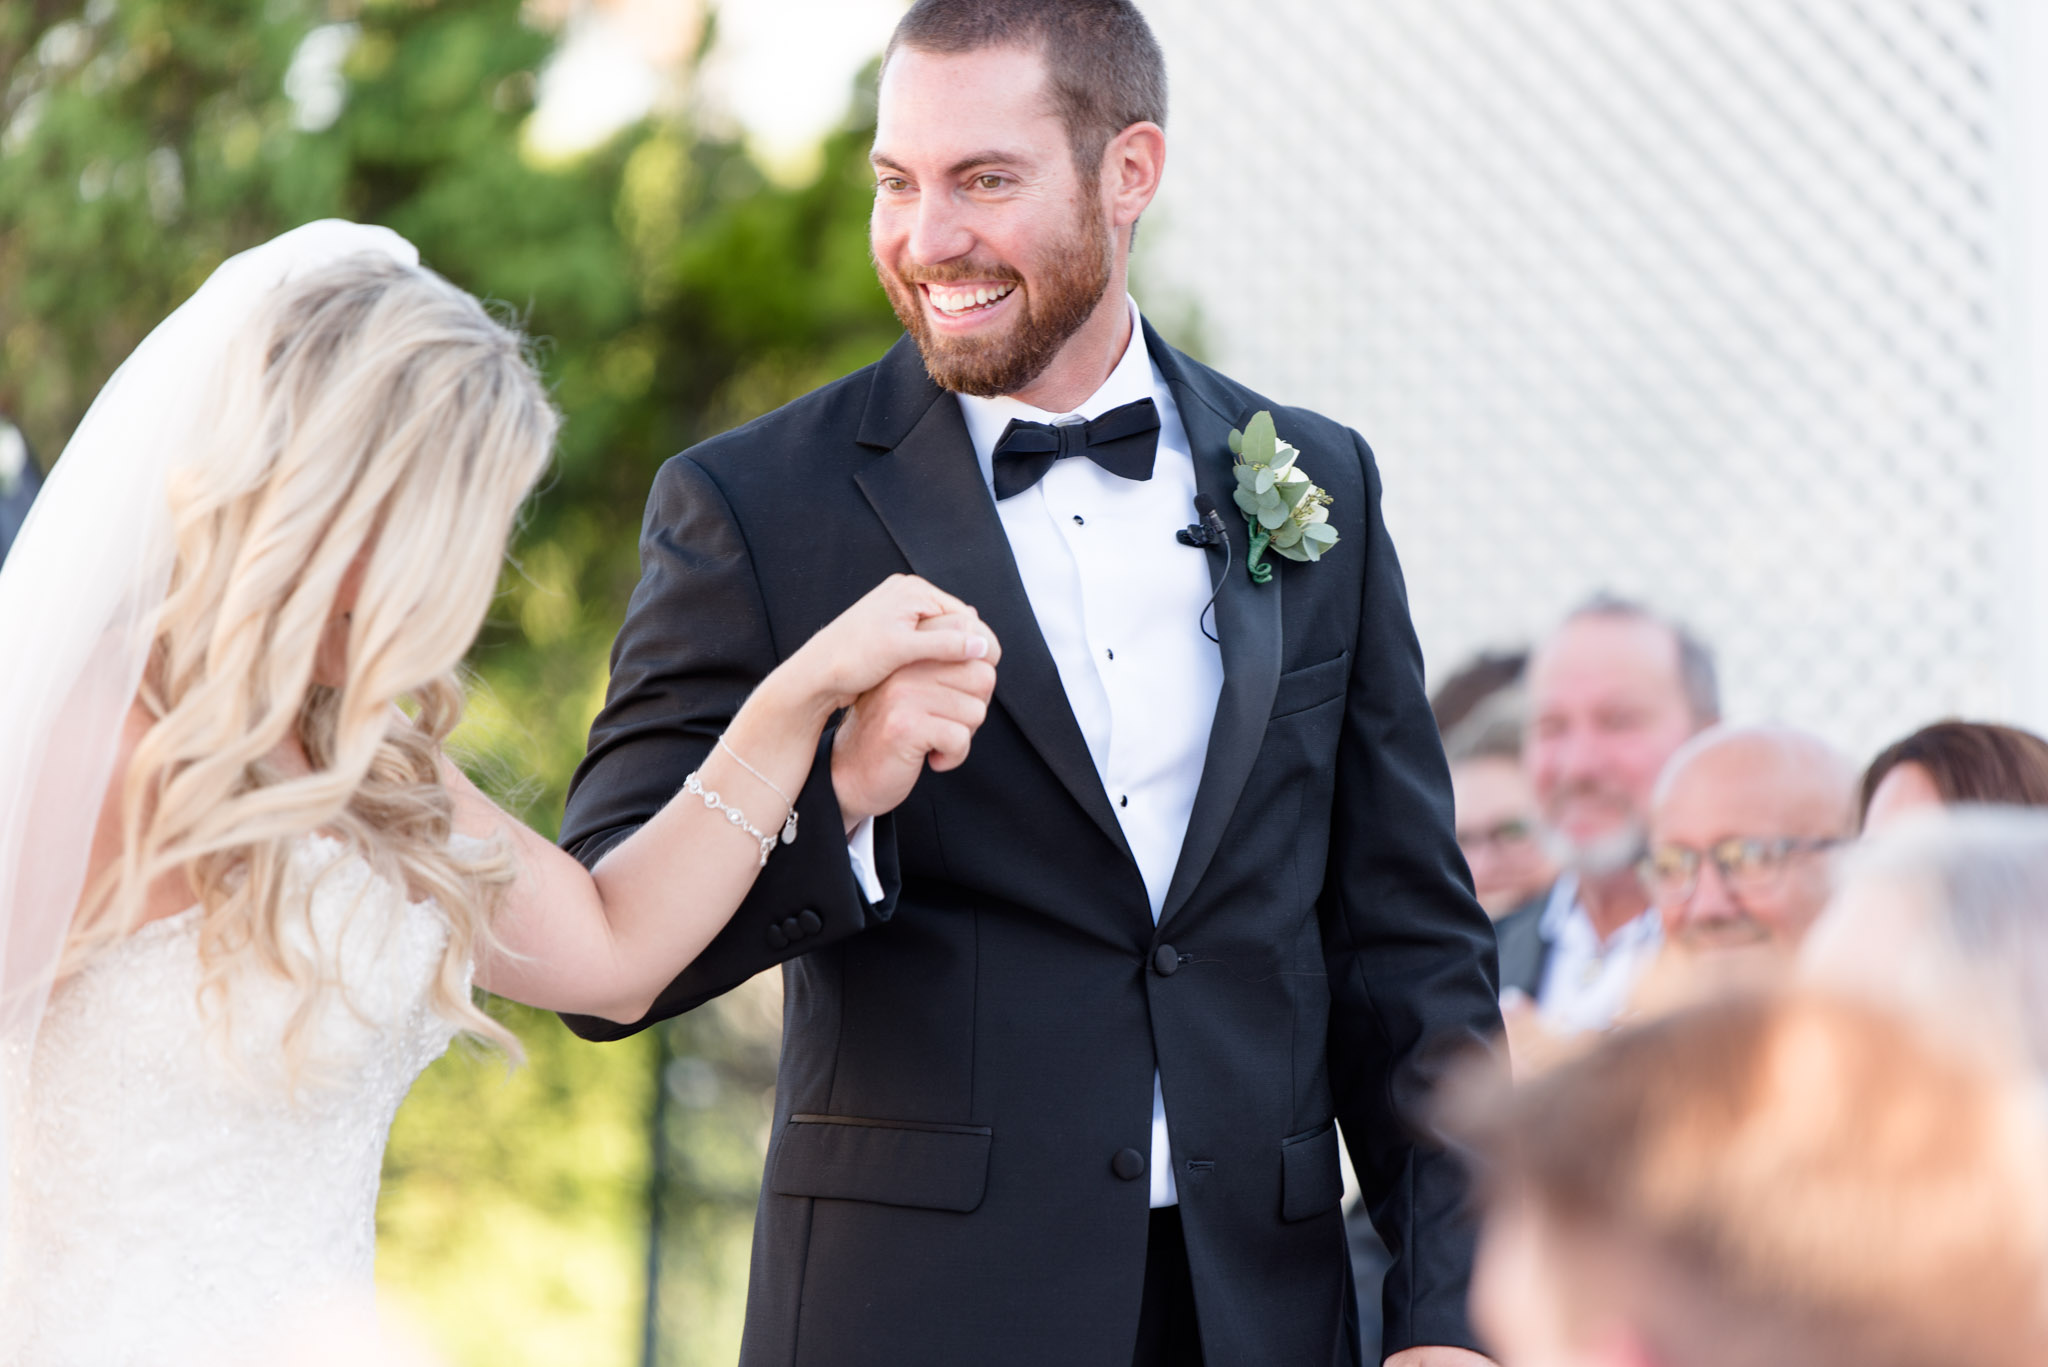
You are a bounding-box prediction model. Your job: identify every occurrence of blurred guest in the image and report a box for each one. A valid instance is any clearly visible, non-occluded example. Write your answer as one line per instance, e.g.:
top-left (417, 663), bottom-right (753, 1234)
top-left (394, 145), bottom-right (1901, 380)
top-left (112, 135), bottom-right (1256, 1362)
top-left (1621, 726), bottom-right (1855, 1019)
top-left (1642, 725), bottom-right (1855, 954)
top-left (1807, 806), bottom-right (2048, 1078)
top-left (1432, 648), bottom-right (1529, 734)
top-left (1460, 994), bottom-right (2048, 1367)
top-left (0, 417), bottom-right (41, 568)
top-left (1453, 726), bottom-right (1557, 921)
top-left (1496, 596), bottom-right (1718, 1032)
top-left (1433, 651), bottom-right (1557, 919)
top-left (1860, 719), bottom-right (2048, 836)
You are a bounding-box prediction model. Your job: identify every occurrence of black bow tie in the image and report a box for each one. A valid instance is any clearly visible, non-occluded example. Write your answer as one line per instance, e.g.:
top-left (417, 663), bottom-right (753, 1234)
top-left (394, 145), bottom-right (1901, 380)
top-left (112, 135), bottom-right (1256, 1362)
top-left (990, 398), bottom-right (1161, 501)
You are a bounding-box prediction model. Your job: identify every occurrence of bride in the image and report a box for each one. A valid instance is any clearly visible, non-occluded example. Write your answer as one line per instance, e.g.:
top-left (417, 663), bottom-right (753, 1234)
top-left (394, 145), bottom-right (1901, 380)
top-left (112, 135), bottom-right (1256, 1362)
top-left (0, 221), bottom-right (998, 1363)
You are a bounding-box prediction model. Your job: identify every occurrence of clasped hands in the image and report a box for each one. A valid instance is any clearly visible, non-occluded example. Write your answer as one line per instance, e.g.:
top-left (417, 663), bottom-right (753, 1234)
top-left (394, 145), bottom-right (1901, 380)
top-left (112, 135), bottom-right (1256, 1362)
top-left (784, 574), bottom-right (1000, 834)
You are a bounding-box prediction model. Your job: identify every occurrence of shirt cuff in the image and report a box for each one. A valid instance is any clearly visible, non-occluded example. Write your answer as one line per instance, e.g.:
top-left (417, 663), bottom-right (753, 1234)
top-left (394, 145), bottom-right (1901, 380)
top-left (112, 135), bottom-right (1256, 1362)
top-left (845, 817), bottom-right (884, 905)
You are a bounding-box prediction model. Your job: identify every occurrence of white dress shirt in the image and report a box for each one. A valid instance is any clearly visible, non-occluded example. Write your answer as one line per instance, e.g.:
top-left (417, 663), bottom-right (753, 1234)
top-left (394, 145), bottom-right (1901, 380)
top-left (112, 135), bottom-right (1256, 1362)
top-left (949, 297), bottom-right (1225, 1206)
top-left (1533, 872), bottom-right (1663, 1034)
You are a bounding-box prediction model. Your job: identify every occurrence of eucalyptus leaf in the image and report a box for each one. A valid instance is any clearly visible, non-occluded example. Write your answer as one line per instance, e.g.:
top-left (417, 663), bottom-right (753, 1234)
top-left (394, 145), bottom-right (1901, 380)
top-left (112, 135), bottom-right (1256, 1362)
top-left (1271, 540), bottom-right (1309, 563)
top-left (1242, 410), bottom-right (1277, 465)
top-left (1270, 522), bottom-right (1303, 548)
top-left (1258, 503), bottom-right (1289, 530)
top-left (1257, 490), bottom-right (1285, 515)
top-left (1303, 522), bottom-right (1339, 546)
top-left (1254, 468), bottom-right (1276, 495)
top-left (1228, 428), bottom-right (1244, 456)
top-left (1234, 463), bottom-right (1259, 490)
top-left (1281, 480), bottom-right (1310, 510)
top-left (1232, 487), bottom-right (1261, 516)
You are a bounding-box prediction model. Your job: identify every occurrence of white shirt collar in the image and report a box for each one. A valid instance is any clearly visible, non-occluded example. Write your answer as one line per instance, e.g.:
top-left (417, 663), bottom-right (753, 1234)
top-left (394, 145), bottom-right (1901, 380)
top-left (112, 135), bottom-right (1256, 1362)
top-left (1538, 872), bottom-right (1582, 939)
top-left (957, 296), bottom-right (1154, 480)
top-left (1535, 870), bottom-right (1663, 1033)
top-left (1541, 869), bottom-right (1660, 951)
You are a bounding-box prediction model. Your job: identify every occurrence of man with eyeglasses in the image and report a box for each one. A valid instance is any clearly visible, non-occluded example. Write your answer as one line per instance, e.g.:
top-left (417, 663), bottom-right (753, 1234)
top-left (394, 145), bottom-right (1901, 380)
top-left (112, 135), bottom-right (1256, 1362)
top-left (1641, 724), bottom-right (1856, 964)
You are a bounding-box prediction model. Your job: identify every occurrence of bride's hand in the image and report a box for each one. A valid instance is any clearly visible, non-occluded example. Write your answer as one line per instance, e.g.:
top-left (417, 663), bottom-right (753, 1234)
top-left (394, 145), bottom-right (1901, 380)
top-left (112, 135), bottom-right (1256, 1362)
top-left (462, 573), bottom-right (999, 1024)
top-left (783, 574), bottom-right (1001, 717)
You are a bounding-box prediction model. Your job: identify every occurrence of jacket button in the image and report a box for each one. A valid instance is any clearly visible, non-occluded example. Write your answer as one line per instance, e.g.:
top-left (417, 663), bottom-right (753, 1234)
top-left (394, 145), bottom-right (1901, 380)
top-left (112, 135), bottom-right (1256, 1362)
top-left (1152, 944), bottom-right (1181, 977)
top-left (1112, 1147), bottom-right (1147, 1181)
top-left (765, 923), bottom-right (788, 950)
top-left (780, 916), bottom-right (803, 941)
top-left (798, 909), bottom-right (823, 936)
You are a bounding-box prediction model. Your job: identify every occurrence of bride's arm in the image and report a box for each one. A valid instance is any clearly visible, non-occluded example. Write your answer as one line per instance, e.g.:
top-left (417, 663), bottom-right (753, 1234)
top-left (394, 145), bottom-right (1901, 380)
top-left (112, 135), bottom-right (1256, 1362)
top-left (453, 574), bottom-right (998, 1024)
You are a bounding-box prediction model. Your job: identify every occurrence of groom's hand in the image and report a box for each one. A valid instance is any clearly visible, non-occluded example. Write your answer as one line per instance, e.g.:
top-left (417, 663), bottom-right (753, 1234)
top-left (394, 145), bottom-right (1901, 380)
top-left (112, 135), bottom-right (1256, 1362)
top-left (831, 644), bottom-right (997, 831)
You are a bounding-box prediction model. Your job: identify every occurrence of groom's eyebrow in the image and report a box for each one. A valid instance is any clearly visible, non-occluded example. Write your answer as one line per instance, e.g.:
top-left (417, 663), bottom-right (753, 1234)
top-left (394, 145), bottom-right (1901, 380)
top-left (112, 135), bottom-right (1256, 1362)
top-left (870, 150), bottom-right (1033, 178)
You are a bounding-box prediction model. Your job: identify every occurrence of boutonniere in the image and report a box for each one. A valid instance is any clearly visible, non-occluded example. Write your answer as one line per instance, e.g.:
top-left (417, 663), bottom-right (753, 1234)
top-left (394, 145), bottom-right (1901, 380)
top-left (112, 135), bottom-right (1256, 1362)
top-left (1229, 411), bottom-right (1338, 584)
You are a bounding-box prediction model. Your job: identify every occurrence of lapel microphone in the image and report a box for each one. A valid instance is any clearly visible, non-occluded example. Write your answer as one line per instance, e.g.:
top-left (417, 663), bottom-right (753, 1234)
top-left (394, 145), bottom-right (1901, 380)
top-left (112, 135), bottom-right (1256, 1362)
top-left (1177, 494), bottom-right (1229, 549)
top-left (1178, 494), bottom-right (1232, 644)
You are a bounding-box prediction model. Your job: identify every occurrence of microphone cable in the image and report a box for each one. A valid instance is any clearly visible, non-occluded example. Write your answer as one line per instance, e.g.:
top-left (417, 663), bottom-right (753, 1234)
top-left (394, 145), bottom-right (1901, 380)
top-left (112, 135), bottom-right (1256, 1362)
top-left (1185, 493), bottom-right (1231, 644)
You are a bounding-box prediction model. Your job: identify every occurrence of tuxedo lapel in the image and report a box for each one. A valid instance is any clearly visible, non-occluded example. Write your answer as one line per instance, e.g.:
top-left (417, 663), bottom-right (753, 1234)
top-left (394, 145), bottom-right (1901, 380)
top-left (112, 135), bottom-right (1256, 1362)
top-left (852, 340), bottom-right (1137, 869)
top-left (1150, 326), bottom-right (1285, 925)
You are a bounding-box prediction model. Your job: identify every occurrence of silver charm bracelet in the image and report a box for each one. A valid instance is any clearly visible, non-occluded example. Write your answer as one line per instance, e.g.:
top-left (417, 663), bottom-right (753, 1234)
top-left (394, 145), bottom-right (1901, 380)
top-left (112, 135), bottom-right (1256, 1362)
top-left (716, 735), bottom-right (799, 846)
top-left (683, 771), bottom-right (779, 869)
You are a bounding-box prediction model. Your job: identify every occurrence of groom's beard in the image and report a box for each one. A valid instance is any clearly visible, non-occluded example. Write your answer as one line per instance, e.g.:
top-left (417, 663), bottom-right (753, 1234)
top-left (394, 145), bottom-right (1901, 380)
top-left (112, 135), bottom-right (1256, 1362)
top-left (877, 194), bottom-right (1113, 399)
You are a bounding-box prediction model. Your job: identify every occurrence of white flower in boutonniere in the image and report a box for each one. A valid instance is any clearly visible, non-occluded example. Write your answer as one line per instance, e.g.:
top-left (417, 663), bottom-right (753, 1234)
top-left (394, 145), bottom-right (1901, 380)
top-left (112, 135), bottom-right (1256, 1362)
top-left (1229, 410), bottom-right (1338, 584)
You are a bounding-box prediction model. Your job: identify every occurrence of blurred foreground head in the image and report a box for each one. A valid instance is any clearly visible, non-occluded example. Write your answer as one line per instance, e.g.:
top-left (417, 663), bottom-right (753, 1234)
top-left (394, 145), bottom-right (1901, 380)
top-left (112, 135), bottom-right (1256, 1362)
top-left (1860, 720), bottom-right (2048, 836)
top-left (1644, 725), bottom-right (1856, 955)
top-left (1461, 994), bottom-right (2048, 1367)
top-left (1526, 596), bottom-right (1718, 879)
top-left (1807, 806), bottom-right (2048, 1079)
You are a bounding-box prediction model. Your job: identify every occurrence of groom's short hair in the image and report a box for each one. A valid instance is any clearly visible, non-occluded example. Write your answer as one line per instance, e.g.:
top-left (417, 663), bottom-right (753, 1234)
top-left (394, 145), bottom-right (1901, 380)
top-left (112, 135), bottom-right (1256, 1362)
top-left (885, 0), bottom-right (1167, 181)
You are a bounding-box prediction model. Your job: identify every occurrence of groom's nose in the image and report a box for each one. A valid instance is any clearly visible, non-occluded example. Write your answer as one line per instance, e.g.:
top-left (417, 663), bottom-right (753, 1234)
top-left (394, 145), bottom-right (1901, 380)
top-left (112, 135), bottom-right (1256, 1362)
top-left (903, 191), bottom-right (977, 268)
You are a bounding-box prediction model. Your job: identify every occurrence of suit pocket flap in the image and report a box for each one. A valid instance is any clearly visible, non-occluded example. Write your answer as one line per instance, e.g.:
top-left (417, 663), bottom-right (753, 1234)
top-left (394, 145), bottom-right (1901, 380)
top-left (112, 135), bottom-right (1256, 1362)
top-left (1280, 1121), bottom-right (1343, 1222)
top-left (771, 1113), bottom-right (992, 1213)
top-left (1271, 652), bottom-right (1350, 719)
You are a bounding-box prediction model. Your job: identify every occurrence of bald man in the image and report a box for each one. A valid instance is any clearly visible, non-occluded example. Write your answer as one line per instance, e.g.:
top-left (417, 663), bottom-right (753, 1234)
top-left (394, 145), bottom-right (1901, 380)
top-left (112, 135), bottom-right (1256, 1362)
top-left (1643, 725), bottom-right (1858, 955)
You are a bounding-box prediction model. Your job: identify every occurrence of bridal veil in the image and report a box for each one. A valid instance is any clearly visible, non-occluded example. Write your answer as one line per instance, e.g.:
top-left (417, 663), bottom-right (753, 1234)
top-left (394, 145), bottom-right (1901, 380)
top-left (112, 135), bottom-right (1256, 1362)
top-left (0, 219), bottom-right (419, 1271)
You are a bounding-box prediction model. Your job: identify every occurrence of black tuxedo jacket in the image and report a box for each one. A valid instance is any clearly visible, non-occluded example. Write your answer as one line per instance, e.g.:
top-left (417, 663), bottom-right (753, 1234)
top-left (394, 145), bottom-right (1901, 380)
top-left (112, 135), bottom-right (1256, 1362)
top-left (561, 325), bottom-right (1503, 1367)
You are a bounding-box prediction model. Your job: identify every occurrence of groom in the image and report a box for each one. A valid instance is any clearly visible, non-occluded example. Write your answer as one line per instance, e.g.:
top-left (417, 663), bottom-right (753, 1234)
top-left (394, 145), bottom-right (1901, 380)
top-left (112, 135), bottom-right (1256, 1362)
top-left (561, 2), bottom-right (1502, 1364)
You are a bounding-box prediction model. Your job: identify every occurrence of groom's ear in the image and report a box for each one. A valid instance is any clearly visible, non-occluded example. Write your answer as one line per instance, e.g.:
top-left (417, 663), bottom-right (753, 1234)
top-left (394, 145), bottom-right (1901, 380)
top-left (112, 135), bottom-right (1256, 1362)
top-left (1102, 121), bottom-right (1166, 235)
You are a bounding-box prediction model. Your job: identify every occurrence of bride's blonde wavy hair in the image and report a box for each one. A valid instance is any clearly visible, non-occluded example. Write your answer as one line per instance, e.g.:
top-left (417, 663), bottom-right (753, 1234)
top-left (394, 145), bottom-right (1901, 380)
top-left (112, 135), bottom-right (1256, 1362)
top-left (67, 252), bottom-right (558, 1070)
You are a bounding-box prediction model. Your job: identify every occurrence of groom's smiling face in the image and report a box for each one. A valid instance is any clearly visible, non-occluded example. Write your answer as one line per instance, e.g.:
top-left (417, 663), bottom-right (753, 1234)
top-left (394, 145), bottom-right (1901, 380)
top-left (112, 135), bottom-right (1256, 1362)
top-left (869, 44), bottom-right (1124, 401)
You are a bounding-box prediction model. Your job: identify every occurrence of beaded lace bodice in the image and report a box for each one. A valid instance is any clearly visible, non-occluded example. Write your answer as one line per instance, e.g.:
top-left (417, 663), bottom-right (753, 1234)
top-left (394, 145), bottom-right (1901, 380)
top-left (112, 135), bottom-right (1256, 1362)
top-left (2, 836), bottom-right (464, 1365)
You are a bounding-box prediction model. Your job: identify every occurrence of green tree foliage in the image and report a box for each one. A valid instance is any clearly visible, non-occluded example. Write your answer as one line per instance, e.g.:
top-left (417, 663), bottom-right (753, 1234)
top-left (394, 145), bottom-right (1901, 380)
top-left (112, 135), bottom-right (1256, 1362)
top-left (1, 3), bottom-right (902, 1364)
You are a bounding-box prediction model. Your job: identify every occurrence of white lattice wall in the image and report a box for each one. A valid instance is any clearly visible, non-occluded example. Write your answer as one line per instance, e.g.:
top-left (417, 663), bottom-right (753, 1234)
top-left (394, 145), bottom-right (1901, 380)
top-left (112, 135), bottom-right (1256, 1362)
top-left (1142, 0), bottom-right (2048, 760)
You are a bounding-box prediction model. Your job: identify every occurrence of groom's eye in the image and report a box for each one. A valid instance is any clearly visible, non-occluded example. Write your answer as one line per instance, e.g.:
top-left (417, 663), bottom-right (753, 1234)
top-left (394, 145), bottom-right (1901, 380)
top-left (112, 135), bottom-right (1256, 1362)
top-left (877, 177), bottom-right (909, 194)
top-left (976, 175), bottom-right (1006, 190)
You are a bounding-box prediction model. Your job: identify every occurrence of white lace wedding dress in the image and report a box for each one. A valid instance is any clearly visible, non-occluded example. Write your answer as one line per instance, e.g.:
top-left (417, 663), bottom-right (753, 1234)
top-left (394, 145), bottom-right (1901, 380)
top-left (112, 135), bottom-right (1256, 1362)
top-left (2, 835), bottom-right (466, 1365)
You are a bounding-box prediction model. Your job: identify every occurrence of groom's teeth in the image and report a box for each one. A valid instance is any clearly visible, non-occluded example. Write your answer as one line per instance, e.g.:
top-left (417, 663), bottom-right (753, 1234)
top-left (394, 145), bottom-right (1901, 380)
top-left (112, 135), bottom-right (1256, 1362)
top-left (929, 282), bottom-right (1015, 315)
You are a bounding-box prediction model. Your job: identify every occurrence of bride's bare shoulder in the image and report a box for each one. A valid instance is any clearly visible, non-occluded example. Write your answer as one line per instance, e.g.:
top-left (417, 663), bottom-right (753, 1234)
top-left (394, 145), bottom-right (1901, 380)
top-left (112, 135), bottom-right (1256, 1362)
top-left (79, 699), bottom-right (195, 927)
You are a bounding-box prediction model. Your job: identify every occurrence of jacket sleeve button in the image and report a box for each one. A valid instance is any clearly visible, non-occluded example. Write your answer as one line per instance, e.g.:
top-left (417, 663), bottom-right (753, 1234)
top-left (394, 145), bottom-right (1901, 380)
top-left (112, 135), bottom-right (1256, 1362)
top-left (798, 909), bottom-right (823, 936)
top-left (780, 916), bottom-right (803, 941)
top-left (765, 923), bottom-right (788, 950)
